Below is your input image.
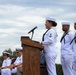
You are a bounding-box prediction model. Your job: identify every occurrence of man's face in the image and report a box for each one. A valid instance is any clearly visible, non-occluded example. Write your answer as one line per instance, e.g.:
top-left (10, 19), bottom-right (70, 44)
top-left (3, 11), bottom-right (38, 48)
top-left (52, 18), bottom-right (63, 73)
top-left (74, 23), bottom-right (76, 30)
top-left (62, 25), bottom-right (70, 32)
top-left (3, 55), bottom-right (8, 60)
top-left (17, 51), bottom-right (22, 57)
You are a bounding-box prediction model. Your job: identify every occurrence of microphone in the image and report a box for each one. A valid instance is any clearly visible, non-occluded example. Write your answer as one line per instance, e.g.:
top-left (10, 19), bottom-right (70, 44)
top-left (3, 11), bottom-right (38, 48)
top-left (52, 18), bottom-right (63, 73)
top-left (28, 26), bottom-right (37, 34)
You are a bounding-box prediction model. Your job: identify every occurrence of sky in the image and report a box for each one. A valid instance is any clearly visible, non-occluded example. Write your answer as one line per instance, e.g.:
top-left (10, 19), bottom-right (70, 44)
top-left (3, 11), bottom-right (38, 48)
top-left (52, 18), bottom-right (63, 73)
top-left (0, 0), bottom-right (76, 63)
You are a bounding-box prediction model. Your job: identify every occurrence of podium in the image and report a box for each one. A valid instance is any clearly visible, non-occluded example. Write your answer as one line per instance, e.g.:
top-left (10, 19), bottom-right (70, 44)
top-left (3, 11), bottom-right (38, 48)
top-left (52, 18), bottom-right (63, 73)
top-left (21, 36), bottom-right (43, 75)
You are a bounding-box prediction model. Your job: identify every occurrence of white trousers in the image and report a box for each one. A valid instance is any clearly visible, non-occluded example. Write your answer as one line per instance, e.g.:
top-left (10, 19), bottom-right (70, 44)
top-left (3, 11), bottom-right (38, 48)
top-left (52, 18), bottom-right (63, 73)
top-left (45, 53), bottom-right (57, 75)
top-left (11, 68), bottom-right (17, 73)
top-left (73, 56), bottom-right (76, 75)
top-left (73, 70), bottom-right (76, 75)
top-left (1, 69), bottom-right (11, 75)
top-left (61, 55), bottom-right (73, 75)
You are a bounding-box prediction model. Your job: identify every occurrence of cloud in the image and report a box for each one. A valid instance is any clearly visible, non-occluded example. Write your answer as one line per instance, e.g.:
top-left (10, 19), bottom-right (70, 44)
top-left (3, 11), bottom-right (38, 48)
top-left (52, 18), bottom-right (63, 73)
top-left (0, 0), bottom-right (76, 8)
top-left (0, 1), bottom-right (76, 63)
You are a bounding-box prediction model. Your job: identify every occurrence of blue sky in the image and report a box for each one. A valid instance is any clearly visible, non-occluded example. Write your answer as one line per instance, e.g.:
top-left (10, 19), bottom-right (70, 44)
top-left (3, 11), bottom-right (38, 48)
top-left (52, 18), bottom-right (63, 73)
top-left (0, 0), bottom-right (76, 63)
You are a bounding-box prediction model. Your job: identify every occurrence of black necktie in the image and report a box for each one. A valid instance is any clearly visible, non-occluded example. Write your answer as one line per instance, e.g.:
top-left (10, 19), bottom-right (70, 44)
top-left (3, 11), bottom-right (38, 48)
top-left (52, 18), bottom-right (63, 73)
top-left (74, 32), bottom-right (76, 43)
top-left (42, 29), bottom-right (49, 41)
top-left (60, 31), bottom-right (69, 43)
top-left (70, 32), bottom-right (76, 44)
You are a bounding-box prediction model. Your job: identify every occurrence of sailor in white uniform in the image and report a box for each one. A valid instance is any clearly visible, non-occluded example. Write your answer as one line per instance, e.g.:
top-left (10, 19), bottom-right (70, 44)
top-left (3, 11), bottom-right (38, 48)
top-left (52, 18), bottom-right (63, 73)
top-left (60, 22), bottom-right (74, 75)
top-left (72, 22), bottom-right (76, 75)
top-left (11, 48), bottom-right (23, 74)
top-left (0, 52), bottom-right (11, 75)
top-left (41, 17), bottom-right (58, 75)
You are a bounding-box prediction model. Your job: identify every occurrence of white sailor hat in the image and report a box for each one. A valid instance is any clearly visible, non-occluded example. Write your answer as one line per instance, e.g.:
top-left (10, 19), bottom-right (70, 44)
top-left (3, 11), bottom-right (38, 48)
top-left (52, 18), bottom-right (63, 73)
top-left (3, 52), bottom-right (10, 55)
top-left (62, 22), bottom-right (70, 26)
top-left (16, 48), bottom-right (22, 52)
top-left (46, 17), bottom-right (56, 22)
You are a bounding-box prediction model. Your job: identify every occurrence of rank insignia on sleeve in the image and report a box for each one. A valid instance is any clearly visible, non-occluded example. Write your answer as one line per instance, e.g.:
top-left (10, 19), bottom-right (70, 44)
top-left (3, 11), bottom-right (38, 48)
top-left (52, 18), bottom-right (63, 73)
top-left (49, 34), bottom-right (52, 37)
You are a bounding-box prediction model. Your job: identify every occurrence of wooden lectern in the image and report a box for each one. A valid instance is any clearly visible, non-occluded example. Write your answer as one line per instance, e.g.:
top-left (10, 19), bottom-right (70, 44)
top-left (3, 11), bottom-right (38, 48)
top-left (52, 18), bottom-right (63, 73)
top-left (21, 36), bottom-right (43, 75)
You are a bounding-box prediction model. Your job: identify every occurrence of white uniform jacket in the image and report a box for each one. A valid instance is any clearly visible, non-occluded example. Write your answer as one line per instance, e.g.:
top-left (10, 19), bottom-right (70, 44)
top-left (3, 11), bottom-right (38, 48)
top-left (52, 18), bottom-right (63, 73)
top-left (11, 55), bottom-right (23, 73)
top-left (42, 27), bottom-right (58, 54)
top-left (72, 31), bottom-right (76, 71)
top-left (2, 57), bottom-right (11, 67)
top-left (1, 57), bottom-right (11, 75)
top-left (73, 31), bottom-right (76, 56)
top-left (61, 30), bottom-right (74, 55)
top-left (14, 55), bottom-right (23, 65)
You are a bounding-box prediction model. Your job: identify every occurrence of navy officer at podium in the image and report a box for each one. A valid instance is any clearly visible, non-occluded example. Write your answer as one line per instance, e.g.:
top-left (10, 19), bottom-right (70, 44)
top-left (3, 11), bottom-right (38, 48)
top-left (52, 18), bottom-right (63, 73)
top-left (41, 17), bottom-right (58, 75)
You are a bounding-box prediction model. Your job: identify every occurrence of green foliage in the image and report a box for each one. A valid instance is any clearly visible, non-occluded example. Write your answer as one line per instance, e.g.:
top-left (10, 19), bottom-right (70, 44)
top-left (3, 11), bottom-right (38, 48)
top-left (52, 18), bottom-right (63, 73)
top-left (56, 64), bottom-right (63, 75)
top-left (0, 56), bottom-right (3, 67)
top-left (4, 48), bottom-right (12, 54)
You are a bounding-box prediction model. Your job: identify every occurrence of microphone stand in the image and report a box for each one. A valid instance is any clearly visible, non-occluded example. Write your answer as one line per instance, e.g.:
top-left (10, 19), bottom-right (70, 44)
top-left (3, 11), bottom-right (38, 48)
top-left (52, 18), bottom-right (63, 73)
top-left (28, 26), bottom-right (37, 39)
top-left (31, 30), bottom-right (34, 40)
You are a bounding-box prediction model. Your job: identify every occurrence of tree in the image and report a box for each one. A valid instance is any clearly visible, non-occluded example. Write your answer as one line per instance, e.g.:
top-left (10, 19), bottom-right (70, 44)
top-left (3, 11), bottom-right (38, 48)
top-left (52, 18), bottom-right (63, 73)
top-left (4, 48), bottom-right (12, 54)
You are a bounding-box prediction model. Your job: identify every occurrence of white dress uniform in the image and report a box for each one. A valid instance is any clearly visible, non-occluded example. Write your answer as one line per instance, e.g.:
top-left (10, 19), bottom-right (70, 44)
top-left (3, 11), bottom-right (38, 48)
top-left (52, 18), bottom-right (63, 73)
top-left (11, 55), bottom-right (23, 73)
top-left (72, 31), bottom-right (76, 75)
top-left (42, 27), bottom-right (58, 75)
top-left (1, 57), bottom-right (11, 75)
top-left (60, 22), bottom-right (74, 75)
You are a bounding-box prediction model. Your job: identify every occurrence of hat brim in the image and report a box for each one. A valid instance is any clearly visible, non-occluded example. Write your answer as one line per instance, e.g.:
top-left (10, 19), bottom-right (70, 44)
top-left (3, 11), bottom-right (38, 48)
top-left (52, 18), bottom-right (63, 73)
top-left (3, 54), bottom-right (9, 57)
top-left (16, 50), bottom-right (22, 53)
top-left (47, 20), bottom-right (57, 26)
